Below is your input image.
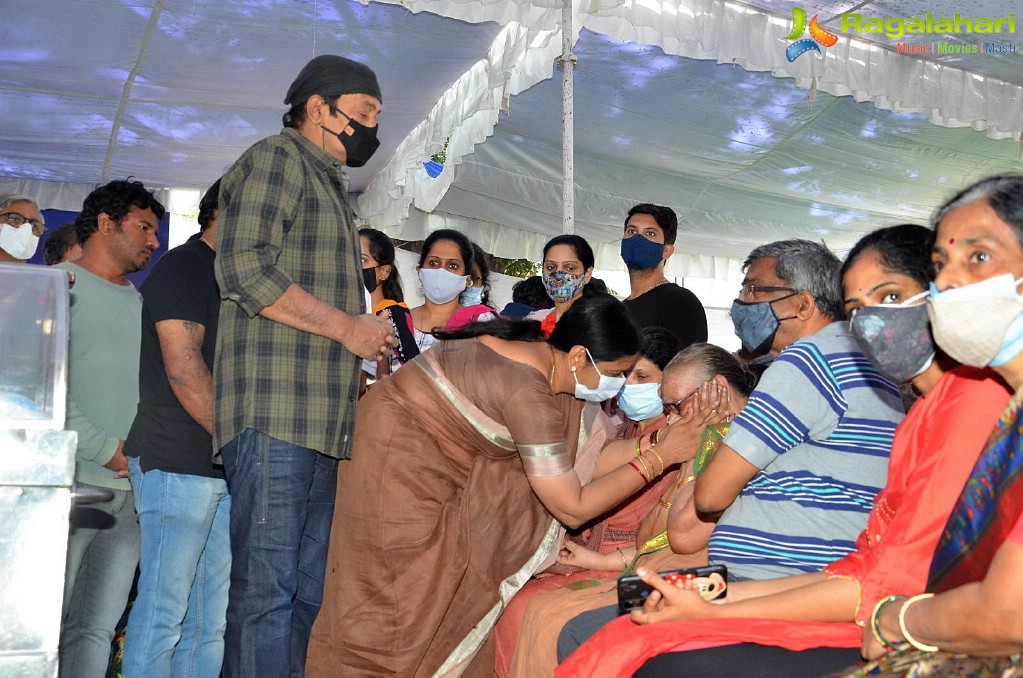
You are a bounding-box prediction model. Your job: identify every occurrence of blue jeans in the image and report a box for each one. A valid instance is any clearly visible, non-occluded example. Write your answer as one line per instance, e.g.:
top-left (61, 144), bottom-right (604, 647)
top-left (123, 456), bottom-right (232, 678)
top-left (220, 429), bottom-right (339, 678)
top-left (60, 486), bottom-right (140, 678)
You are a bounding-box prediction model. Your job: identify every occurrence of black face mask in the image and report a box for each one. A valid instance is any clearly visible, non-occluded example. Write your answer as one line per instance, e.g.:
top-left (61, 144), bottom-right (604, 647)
top-left (362, 266), bottom-right (380, 294)
top-left (322, 107), bottom-right (380, 168)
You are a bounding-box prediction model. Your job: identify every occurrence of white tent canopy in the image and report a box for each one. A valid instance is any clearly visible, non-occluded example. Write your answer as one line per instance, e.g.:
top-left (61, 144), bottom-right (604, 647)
top-left (2, 0), bottom-right (1021, 276)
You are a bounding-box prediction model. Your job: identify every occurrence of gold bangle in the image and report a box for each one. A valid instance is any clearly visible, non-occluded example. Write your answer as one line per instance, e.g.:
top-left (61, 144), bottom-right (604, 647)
top-left (636, 452), bottom-right (655, 479)
top-left (899, 593), bottom-right (939, 652)
top-left (617, 548), bottom-right (629, 570)
top-left (869, 595), bottom-right (901, 651)
top-left (646, 447), bottom-right (666, 476)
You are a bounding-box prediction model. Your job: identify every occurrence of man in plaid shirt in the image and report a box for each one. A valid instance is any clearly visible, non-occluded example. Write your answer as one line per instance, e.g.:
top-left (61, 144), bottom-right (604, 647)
top-left (213, 54), bottom-right (396, 677)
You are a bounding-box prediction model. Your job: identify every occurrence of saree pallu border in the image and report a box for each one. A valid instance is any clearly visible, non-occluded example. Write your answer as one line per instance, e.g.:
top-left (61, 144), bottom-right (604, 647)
top-left (414, 351), bottom-right (516, 451)
top-left (433, 518), bottom-right (564, 678)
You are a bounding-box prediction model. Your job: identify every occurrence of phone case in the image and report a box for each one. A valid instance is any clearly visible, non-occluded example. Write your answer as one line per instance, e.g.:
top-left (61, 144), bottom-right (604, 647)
top-left (616, 564), bottom-right (728, 613)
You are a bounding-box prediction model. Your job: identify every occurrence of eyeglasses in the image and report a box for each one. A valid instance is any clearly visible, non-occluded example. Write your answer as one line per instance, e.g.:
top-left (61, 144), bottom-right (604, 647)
top-left (739, 283), bottom-right (795, 301)
top-left (1, 212), bottom-right (46, 236)
top-left (661, 387), bottom-right (700, 417)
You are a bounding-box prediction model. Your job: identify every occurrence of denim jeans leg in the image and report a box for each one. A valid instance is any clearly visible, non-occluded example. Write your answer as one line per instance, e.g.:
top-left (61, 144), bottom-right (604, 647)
top-left (59, 487), bottom-right (141, 678)
top-left (221, 429), bottom-right (321, 678)
top-left (122, 457), bottom-right (230, 678)
top-left (291, 452), bottom-right (338, 675)
top-left (175, 480), bottom-right (231, 678)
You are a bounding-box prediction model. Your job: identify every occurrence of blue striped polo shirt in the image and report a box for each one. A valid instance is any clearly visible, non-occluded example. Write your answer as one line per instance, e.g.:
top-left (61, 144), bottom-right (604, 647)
top-left (709, 321), bottom-right (904, 580)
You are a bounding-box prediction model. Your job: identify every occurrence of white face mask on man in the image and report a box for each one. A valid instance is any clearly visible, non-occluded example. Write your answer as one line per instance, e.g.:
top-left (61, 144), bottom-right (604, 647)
top-left (0, 221), bottom-right (40, 260)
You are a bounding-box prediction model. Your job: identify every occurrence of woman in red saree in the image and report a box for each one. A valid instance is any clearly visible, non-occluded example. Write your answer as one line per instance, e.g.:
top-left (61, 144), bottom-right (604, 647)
top-left (305, 294), bottom-right (703, 677)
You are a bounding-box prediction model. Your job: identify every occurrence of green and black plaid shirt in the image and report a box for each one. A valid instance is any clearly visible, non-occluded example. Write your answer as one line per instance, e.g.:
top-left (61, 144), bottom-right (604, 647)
top-left (213, 128), bottom-right (365, 459)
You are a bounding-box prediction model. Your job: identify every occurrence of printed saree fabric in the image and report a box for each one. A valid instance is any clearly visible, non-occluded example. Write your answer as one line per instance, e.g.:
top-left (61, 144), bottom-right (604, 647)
top-left (830, 644), bottom-right (1022, 678)
top-left (305, 338), bottom-right (584, 678)
top-left (928, 393), bottom-right (1023, 593)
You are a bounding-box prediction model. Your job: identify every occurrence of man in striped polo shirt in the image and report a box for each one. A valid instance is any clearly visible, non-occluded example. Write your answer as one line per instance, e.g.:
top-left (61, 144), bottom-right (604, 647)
top-left (696, 239), bottom-right (904, 580)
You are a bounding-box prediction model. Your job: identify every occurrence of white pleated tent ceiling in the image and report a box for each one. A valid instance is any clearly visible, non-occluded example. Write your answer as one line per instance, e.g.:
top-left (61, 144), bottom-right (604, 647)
top-left (2, 0), bottom-right (1021, 277)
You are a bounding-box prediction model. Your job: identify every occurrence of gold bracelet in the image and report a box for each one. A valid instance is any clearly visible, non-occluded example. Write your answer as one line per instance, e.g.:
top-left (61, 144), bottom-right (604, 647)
top-left (617, 548), bottom-right (629, 570)
top-left (636, 452), bottom-right (655, 479)
top-left (645, 447), bottom-right (666, 476)
top-left (899, 593), bottom-right (939, 652)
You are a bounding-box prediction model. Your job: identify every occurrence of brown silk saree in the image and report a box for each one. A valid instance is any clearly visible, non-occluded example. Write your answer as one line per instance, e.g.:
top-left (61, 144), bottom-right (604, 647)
top-left (305, 339), bottom-right (587, 677)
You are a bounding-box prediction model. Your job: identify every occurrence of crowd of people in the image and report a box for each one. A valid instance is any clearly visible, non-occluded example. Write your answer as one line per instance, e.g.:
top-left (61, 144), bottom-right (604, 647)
top-left (3, 51), bottom-right (1023, 678)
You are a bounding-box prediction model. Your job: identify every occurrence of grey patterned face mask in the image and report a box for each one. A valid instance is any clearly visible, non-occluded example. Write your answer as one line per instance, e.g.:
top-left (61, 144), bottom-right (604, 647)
top-left (850, 290), bottom-right (935, 384)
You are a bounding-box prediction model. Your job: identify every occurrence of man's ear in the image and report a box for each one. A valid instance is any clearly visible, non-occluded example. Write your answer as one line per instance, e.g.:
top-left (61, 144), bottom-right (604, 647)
top-left (306, 94), bottom-right (326, 123)
top-left (663, 243), bottom-right (675, 261)
top-left (795, 290), bottom-right (817, 320)
top-left (97, 213), bottom-right (115, 235)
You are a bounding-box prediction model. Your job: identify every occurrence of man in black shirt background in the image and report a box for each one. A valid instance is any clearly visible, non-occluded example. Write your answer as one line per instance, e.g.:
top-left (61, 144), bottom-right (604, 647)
top-left (122, 179), bottom-right (231, 677)
top-left (620, 203), bottom-right (708, 348)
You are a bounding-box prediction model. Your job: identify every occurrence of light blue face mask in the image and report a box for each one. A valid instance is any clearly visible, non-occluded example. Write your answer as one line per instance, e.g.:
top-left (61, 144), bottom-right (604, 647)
top-left (460, 285), bottom-right (483, 306)
top-left (574, 348), bottom-right (627, 403)
top-left (617, 382), bottom-right (664, 421)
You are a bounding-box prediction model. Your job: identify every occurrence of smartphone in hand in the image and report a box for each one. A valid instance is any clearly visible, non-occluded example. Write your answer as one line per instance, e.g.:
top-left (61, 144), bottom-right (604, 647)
top-left (616, 564), bottom-right (727, 614)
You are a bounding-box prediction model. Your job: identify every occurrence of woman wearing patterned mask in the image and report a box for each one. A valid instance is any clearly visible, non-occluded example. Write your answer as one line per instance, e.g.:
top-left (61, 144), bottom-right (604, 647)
top-left (529, 235), bottom-right (597, 324)
top-left (846, 174), bottom-right (1023, 676)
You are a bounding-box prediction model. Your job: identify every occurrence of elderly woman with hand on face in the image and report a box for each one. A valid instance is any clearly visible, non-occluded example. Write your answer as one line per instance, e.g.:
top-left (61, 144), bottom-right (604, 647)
top-left (501, 344), bottom-right (756, 678)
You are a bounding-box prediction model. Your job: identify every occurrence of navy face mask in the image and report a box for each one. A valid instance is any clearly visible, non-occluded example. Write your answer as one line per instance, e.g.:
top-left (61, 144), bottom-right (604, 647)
top-left (621, 234), bottom-right (665, 270)
top-left (730, 292), bottom-right (797, 355)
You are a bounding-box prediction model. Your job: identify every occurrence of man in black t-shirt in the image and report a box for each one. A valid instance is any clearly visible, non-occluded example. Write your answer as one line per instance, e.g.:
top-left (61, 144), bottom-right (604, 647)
top-left (620, 203), bottom-right (708, 348)
top-left (121, 180), bottom-right (231, 677)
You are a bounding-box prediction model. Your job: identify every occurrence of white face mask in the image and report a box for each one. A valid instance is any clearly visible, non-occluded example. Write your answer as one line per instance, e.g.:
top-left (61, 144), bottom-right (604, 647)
top-left (0, 222), bottom-right (40, 260)
top-left (420, 268), bottom-right (469, 304)
top-left (927, 274), bottom-right (1023, 367)
top-left (573, 348), bottom-right (627, 403)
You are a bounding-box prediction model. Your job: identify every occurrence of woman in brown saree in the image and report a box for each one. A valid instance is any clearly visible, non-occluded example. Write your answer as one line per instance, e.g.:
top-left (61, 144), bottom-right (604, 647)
top-left (305, 294), bottom-right (701, 677)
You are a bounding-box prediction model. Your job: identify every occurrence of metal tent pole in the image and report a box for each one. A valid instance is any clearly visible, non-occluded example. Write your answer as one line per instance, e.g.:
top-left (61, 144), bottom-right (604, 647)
top-left (560, 0), bottom-right (577, 234)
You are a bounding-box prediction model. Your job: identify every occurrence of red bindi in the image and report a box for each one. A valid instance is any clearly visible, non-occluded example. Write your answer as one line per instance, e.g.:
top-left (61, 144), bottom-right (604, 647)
top-left (948, 238), bottom-right (955, 244)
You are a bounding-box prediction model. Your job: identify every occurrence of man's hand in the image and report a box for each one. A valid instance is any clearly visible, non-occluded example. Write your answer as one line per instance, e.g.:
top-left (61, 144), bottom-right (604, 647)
top-left (338, 313), bottom-right (398, 361)
top-left (104, 441), bottom-right (130, 479)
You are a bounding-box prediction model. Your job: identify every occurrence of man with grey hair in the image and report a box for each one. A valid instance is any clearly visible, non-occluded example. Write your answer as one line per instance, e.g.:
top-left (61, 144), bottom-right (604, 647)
top-left (0, 194), bottom-right (45, 262)
top-left (556, 239), bottom-right (905, 666)
top-left (692, 238), bottom-right (904, 579)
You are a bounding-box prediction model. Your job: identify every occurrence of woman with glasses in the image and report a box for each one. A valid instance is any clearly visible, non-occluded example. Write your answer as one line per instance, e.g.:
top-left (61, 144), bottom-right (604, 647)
top-left (502, 343), bottom-right (757, 678)
top-left (0, 194), bottom-right (46, 263)
top-left (555, 220), bottom-right (1014, 678)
